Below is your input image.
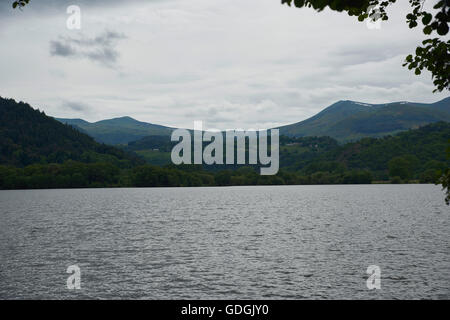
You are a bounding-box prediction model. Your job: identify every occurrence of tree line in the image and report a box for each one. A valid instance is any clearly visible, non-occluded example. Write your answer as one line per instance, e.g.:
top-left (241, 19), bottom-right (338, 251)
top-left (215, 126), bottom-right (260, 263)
top-left (0, 161), bottom-right (375, 190)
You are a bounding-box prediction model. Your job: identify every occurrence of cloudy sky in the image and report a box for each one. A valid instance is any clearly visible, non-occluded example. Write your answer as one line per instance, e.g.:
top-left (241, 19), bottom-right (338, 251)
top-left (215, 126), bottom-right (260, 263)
top-left (0, 0), bottom-right (448, 129)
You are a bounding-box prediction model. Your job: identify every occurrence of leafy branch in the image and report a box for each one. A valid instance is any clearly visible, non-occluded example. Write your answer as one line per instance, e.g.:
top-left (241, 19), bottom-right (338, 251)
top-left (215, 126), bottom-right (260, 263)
top-left (12, 0), bottom-right (30, 9)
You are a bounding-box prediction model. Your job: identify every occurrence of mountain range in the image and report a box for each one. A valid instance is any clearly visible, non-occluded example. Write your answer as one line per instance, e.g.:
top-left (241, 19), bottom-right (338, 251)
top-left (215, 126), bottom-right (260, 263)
top-left (56, 97), bottom-right (450, 144)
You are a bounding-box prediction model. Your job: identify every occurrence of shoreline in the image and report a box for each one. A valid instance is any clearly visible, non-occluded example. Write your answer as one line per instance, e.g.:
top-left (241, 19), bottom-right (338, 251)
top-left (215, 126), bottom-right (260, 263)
top-left (0, 182), bottom-right (439, 191)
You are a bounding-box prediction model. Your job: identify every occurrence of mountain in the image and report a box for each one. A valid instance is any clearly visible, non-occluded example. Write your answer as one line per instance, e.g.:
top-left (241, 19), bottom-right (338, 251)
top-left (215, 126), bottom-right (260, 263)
top-left (0, 97), bottom-right (143, 167)
top-left (56, 116), bottom-right (173, 145)
top-left (278, 97), bottom-right (450, 141)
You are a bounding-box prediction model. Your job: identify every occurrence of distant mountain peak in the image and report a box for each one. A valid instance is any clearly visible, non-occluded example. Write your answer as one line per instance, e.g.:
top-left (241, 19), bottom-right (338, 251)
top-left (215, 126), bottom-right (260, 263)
top-left (279, 97), bottom-right (450, 141)
top-left (56, 115), bottom-right (173, 145)
top-left (112, 116), bottom-right (138, 121)
top-left (331, 100), bottom-right (373, 107)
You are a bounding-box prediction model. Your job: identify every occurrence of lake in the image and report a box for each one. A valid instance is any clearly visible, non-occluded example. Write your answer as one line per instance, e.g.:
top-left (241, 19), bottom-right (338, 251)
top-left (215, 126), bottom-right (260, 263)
top-left (0, 185), bottom-right (448, 299)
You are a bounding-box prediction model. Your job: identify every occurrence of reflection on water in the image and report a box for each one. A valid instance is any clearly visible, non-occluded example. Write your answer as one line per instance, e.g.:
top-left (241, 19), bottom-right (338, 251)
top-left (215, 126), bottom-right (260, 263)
top-left (0, 185), bottom-right (449, 299)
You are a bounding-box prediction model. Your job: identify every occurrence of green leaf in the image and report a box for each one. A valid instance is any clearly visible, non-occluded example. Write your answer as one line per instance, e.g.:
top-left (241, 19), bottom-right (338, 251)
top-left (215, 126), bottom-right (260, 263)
top-left (422, 13), bottom-right (432, 25)
top-left (423, 25), bottom-right (432, 35)
top-left (437, 23), bottom-right (449, 36)
top-left (293, 0), bottom-right (305, 8)
top-left (409, 21), bottom-right (418, 28)
top-left (433, 1), bottom-right (444, 9)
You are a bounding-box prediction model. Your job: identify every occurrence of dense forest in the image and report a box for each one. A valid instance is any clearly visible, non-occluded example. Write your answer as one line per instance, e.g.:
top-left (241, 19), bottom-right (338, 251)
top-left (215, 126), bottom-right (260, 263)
top-left (0, 97), bottom-right (143, 168)
top-left (0, 97), bottom-right (449, 189)
top-left (282, 122), bottom-right (450, 182)
top-left (0, 162), bottom-right (375, 189)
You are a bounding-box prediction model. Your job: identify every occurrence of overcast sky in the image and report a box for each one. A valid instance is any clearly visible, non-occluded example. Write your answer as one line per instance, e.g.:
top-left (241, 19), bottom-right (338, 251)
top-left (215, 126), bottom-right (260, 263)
top-left (0, 0), bottom-right (448, 129)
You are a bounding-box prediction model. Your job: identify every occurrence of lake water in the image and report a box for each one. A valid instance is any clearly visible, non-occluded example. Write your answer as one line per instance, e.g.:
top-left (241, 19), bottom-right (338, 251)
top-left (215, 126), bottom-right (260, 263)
top-left (0, 185), bottom-right (449, 299)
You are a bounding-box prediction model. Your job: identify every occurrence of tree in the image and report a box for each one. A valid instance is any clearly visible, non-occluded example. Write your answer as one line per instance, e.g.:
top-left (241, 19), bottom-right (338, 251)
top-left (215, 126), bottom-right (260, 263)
top-left (388, 156), bottom-right (412, 181)
top-left (439, 143), bottom-right (450, 205)
top-left (440, 168), bottom-right (450, 204)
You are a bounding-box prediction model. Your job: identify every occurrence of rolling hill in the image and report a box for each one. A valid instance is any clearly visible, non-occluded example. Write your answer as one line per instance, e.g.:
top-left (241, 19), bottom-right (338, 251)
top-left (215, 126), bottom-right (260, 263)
top-left (278, 97), bottom-right (450, 141)
top-left (56, 116), bottom-right (174, 145)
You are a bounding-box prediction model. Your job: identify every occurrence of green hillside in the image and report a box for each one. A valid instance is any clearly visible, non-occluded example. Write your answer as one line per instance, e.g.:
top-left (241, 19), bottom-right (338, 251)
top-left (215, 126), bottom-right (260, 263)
top-left (57, 116), bottom-right (173, 145)
top-left (278, 97), bottom-right (450, 141)
top-left (281, 122), bottom-right (450, 181)
top-left (0, 97), bottom-right (143, 168)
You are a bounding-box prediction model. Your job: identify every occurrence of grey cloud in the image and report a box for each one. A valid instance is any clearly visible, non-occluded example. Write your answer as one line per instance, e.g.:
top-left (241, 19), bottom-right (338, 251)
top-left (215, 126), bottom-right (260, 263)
top-left (50, 40), bottom-right (76, 57)
top-left (331, 45), bottom-right (409, 67)
top-left (50, 31), bottom-right (126, 67)
top-left (69, 31), bottom-right (125, 47)
top-left (63, 101), bottom-right (90, 112)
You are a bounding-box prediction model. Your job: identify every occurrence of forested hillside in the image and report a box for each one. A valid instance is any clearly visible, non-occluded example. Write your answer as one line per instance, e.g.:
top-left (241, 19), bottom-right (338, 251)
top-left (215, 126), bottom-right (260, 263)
top-left (280, 122), bottom-right (450, 182)
top-left (119, 123), bottom-right (450, 182)
top-left (0, 97), bottom-right (143, 167)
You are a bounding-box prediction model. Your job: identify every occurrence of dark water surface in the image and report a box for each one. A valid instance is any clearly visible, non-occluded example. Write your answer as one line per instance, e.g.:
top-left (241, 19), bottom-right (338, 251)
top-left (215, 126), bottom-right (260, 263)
top-left (0, 185), bottom-right (449, 299)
